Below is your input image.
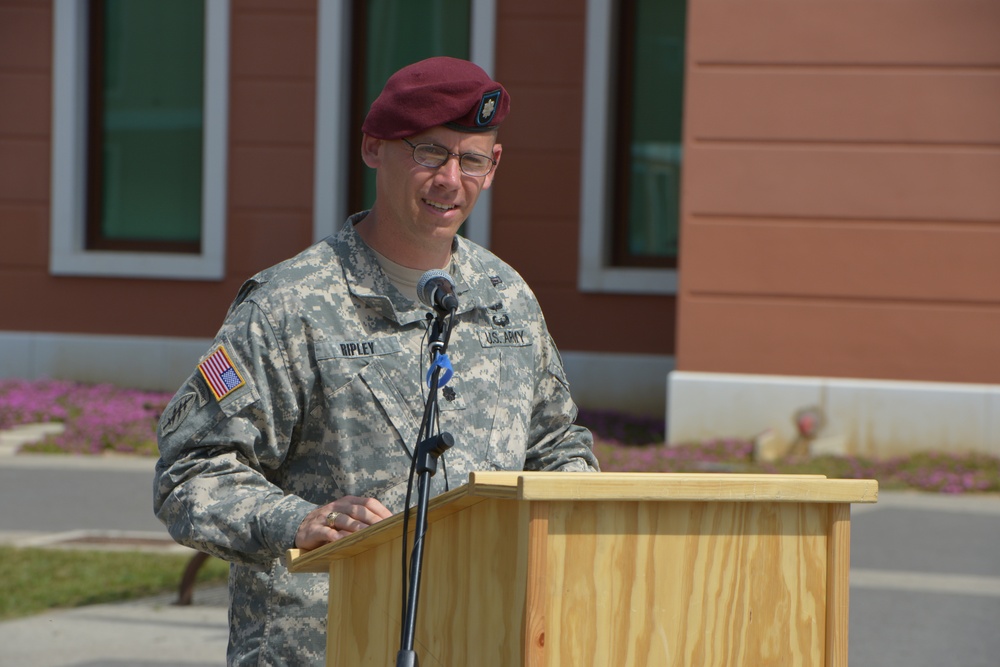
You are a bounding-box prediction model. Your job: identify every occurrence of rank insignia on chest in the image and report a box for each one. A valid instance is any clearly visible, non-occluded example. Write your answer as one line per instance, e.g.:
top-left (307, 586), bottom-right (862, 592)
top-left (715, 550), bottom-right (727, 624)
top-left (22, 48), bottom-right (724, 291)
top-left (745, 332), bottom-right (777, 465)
top-left (198, 345), bottom-right (246, 401)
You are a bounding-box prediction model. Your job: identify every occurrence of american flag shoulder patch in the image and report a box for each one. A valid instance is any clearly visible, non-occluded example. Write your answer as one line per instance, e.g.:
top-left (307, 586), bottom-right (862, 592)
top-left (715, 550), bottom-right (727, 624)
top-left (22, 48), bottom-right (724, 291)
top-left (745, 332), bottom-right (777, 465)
top-left (198, 345), bottom-right (246, 401)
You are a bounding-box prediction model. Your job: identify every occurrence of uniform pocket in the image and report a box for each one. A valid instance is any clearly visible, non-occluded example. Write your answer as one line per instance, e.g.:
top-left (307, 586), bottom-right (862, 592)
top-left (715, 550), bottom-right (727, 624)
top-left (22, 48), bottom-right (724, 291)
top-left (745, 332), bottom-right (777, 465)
top-left (310, 353), bottom-right (420, 503)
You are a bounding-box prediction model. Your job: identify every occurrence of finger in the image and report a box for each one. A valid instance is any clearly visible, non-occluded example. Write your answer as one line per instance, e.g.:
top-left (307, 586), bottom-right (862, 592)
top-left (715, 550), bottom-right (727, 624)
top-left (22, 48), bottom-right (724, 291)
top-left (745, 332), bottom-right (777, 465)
top-left (322, 508), bottom-right (366, 534)
top-left (346, 496), bottom-right (394, 521)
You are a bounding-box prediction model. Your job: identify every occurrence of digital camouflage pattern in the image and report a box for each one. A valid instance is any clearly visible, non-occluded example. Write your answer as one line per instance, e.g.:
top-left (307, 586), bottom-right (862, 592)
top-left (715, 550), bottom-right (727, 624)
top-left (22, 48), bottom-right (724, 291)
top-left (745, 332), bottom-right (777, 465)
top-left (154, 213), bottom-right (599, 666)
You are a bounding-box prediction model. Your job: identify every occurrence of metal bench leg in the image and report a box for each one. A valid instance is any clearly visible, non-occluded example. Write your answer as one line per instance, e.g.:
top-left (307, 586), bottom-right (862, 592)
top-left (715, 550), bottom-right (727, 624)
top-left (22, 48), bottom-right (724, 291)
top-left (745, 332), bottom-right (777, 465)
top-left (176, 551), bottom-right (211, 606)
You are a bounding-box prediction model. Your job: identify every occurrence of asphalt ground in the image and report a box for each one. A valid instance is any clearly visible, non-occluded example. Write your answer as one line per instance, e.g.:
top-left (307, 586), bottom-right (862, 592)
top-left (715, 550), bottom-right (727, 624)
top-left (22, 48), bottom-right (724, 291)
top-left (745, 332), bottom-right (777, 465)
top-left (0, 453), bottom-right (997, 667)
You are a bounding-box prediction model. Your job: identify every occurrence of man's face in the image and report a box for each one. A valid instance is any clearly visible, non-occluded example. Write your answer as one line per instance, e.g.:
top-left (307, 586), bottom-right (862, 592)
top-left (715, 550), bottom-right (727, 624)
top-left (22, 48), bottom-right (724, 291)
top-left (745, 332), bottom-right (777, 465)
top-left (365, 126), bottom-right (502, 248)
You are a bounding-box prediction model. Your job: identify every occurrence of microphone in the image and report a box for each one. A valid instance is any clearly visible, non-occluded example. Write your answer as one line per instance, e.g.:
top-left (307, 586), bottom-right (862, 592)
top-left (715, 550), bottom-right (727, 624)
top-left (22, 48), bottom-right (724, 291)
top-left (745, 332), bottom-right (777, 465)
top-left (417, 270), bottom-right (459, 312)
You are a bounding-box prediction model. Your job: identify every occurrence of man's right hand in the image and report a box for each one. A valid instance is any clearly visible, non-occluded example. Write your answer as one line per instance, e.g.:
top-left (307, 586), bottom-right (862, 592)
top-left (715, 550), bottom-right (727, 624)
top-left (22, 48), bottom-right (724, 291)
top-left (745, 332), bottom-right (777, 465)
top-left (294, 495), bottom-right (393, 551)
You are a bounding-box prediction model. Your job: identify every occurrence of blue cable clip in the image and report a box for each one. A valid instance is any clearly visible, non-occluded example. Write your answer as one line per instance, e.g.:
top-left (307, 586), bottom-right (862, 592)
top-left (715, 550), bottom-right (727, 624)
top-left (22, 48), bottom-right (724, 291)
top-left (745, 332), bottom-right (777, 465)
top-left (426, 353), bottom-right (454, 387)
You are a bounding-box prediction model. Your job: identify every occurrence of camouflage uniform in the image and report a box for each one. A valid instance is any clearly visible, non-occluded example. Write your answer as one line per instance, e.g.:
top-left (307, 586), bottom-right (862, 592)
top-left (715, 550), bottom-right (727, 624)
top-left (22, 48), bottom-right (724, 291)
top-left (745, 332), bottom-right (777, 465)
top-left (154, 213), bottom-right (599, 666)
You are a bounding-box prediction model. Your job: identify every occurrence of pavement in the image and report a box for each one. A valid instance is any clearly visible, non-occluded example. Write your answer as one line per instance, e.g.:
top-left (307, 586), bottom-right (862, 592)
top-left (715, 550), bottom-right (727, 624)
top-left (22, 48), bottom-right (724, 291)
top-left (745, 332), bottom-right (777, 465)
top-left (0, 448), bottom-right (998, 666)
top-left (0, 453), bottom-right (228, 667)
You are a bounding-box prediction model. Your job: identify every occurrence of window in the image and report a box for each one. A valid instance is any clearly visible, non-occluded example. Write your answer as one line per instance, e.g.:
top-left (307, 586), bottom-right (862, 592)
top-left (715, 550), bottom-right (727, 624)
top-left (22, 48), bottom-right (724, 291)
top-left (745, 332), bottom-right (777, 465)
top-left (579, 0), bottom-right (685, 293)
top-left (348, 1), bottom-right (471, 216)
top-left (613, 0), bottom-right (686, 268)
top-left (51, 0), bottom-right (229, 279)
top-left (313, 1), bottom-right (497, 248)
top-left (86, 0), bottom-right (205, 253)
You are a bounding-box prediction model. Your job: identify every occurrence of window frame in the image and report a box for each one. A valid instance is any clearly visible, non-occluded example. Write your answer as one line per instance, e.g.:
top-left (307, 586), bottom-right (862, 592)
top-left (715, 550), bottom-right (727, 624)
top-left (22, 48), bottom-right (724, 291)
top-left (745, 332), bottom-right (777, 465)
top-left (578, 0), bottom-right (678, 294)
top-left (50, 0), bottom-right (230, 280)
top-left (312, 0), bottom-right (496, 248)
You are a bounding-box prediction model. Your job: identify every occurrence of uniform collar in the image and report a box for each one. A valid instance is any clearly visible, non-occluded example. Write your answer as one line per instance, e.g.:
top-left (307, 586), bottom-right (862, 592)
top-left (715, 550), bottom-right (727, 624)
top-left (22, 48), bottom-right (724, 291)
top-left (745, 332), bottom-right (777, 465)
top-left (331, 212), bottom-right (495, 326)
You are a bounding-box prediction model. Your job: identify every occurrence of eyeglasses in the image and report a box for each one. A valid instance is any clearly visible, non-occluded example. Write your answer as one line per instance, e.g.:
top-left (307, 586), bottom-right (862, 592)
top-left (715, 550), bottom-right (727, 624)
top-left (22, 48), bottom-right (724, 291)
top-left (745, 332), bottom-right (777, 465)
top-left (401, 138), bottom-right (496, 177)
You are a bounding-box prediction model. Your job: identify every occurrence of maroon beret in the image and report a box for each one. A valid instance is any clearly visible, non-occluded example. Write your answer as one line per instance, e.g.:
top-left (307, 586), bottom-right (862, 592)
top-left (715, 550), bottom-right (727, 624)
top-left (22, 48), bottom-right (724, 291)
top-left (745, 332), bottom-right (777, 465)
top-left (362, 56), bottom-right (510, 140)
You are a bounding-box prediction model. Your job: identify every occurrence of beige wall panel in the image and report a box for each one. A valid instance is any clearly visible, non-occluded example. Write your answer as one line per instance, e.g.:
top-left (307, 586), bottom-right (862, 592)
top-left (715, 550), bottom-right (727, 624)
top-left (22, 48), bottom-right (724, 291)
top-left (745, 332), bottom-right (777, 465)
top-left (687, 71), bottom-right (1000, 143)
top-left (684, 146), bottom-right (1000, 222)
top-left (689, 0), bottom-right (1000, 65)
top-left (676, 298), bottom-right (1000, 383)
top-left (682, 220), bottom-right (1000, 302)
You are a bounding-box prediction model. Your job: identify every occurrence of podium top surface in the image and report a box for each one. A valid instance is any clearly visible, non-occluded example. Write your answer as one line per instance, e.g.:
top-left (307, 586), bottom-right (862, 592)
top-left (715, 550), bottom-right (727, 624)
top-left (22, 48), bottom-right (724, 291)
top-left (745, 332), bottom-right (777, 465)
top-left (286, 472), bottom-right (877, 572)
top-left (466, 471), bottom-right (878, 503)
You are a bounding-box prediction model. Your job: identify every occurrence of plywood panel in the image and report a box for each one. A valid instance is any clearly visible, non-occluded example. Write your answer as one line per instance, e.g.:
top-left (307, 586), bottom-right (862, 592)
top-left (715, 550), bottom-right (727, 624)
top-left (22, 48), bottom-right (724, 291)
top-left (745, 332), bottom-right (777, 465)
top-left (326, 498), bottom-right (528, 667)
top-left (544, 500), bottom-right (829, 666)
top-left (676, 297), bottom-right (1000, 383)
top-left (682, 219), bottom-right (1000, 302)
top-left (687, 70), bottom-right (1000, 143)
top-left (689, 0), bottom-right (1000, 65)
top-left (683, 146), bottom-right (1000, 222)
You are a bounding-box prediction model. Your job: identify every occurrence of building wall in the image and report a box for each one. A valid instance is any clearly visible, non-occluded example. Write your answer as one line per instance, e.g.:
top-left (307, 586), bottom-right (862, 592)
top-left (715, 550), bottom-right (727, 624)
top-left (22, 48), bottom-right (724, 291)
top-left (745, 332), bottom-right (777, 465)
top-left (669, 0), bottom-right (1000, 455)
top-left (489, 0), bottom-right (677, 356)
top-left (677, 0), bottom-right (1000, 384)
top-left (0, 2), bottom-right (53, 316)
top-left (0, 0), bottom-right (317, 340)
top-left (0, 0), bottom-right (674, 415)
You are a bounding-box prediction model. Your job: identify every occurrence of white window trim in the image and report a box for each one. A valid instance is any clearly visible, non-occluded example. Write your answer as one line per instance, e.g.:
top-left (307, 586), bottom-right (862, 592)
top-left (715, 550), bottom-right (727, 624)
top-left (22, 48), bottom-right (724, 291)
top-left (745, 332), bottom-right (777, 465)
top-left (313, 0), bottom-right (497, 248)
top-left (579, 0), bottom-right (677, 294)
top-left (50, 0), bottom-right (230, 280)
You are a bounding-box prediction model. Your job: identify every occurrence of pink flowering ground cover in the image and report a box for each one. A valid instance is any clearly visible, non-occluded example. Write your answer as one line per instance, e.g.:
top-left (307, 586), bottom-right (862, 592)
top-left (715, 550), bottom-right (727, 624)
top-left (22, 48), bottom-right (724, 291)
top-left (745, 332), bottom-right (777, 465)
top-left (577, 409), bottom-right (1000, 495)
top-left (0, 379), bottom-right (173, 456)
top-left (1, 380), bottom-right (997, 494)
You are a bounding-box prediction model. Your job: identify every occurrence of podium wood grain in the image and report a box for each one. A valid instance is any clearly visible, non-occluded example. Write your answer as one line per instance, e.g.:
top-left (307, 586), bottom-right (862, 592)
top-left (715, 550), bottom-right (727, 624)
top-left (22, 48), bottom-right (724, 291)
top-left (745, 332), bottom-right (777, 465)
top-left (287, 472), bottom-right (877, 666)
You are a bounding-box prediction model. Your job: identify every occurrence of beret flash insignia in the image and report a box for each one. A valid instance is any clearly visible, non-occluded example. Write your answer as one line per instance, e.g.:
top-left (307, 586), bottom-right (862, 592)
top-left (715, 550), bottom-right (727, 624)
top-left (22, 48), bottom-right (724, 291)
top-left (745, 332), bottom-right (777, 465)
top-left (477, 90), bottom-right (502, 127)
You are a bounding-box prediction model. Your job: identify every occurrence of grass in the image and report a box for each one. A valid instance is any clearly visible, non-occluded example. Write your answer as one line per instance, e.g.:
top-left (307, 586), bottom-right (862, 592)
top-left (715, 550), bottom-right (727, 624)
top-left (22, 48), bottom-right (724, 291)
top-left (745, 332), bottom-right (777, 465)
top-left (0, 546), bottom-right (229, 621)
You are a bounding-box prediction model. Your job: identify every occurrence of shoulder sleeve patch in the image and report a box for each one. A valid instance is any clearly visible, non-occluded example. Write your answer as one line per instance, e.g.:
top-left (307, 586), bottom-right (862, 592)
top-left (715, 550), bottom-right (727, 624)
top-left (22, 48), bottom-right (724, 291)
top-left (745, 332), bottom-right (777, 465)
top-left (198, 344), bottom-right (246, 401)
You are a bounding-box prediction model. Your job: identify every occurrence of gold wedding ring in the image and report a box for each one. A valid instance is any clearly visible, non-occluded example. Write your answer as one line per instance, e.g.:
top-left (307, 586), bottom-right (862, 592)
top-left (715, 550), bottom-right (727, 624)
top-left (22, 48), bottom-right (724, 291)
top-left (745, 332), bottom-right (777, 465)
top-left (325, 511), bottom-right (341, 527)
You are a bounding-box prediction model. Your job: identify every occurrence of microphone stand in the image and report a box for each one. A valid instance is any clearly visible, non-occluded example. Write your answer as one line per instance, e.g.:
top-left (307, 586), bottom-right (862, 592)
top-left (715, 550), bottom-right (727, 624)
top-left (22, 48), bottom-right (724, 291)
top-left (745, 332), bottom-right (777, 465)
top-left (396, 308), bottom-right (455, 667)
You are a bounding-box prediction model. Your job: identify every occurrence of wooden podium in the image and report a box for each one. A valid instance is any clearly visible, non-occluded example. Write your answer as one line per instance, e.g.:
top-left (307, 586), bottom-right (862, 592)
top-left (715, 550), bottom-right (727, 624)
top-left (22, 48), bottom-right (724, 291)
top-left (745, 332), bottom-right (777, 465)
top-left (286, 471), bottom-right (877, 666)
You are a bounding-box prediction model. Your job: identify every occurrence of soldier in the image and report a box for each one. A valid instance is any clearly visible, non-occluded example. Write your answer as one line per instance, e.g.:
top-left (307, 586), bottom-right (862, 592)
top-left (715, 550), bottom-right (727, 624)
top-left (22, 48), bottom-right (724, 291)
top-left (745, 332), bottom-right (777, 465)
top-left (154, 56), bottom-right (599, 666)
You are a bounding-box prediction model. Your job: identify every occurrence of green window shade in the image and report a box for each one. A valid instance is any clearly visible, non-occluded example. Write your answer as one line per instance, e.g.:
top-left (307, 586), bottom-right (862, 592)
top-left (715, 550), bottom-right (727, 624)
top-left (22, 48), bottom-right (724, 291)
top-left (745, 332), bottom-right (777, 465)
top-left (89, 0), bottom-right (205, 250)
top-left (616, 0), bottom-right (686, 267)
top-left (355, 1), bottom-right (471, 211)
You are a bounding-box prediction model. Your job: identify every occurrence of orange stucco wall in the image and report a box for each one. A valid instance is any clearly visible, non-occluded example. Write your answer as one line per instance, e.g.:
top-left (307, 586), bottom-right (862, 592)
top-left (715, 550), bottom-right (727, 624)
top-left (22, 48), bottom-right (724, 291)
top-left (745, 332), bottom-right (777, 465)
top-left (676, 0), bottom-right (1000, 384)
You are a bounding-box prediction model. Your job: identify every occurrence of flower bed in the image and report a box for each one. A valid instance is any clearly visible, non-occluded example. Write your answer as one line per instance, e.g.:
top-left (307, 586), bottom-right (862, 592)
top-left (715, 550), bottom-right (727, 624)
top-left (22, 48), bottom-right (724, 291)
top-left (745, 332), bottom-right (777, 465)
top-left (0, 379), bottom-right (172, 456)
top-left (1, 382), bottom-right (997, 494)
top-left (578, 408), bottom-right (1000, 495)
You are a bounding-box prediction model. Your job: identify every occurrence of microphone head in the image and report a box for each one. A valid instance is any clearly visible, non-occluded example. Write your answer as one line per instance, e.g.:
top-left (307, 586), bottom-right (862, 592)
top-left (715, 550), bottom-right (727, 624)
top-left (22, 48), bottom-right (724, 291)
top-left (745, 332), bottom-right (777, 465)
top-left (416, 269), bottom-right (457, 310)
